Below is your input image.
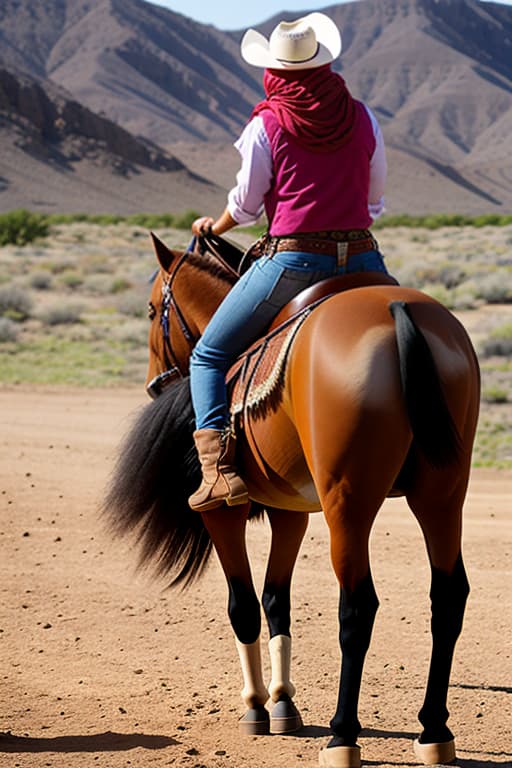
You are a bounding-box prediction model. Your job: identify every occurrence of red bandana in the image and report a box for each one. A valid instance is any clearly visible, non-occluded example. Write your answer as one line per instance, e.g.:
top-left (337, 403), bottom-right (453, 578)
top-left (251, 64), bottom-right (356, 153)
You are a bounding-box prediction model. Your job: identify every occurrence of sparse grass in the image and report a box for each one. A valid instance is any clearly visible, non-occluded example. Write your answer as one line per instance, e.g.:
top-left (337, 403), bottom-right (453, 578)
top-left (473, 411), bottom-right (512, 468)
top-left (0, 336), bottom-right (144, 386)
top-left (0, 221), bottom-right (510, 466)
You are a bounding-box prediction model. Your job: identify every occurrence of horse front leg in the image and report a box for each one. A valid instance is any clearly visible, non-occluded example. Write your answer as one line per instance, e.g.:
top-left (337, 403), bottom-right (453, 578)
top-left (263, 508), bottom-right (308, 734)
top-left (201, 504), bottom-right (270, 735)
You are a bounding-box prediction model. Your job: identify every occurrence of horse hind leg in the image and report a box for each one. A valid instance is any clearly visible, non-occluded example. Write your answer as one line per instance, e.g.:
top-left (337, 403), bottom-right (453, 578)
top-left (319, 569), bottom-right (379, 768)
top-left (414, 554), bottom-right (469, 765)
top-left (408, 475), bottom-right (470, 765)
top-left (318, 491), bottom-right (381, 768)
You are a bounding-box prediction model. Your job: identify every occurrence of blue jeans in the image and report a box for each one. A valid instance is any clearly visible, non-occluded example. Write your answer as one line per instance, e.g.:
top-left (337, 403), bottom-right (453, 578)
top-left (190, 249), bottom-right (388, 430)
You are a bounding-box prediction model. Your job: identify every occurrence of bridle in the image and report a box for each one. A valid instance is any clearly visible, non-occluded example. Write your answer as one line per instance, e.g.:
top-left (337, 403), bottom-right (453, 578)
top-left (146, 249), bottom-right (196, 399)
top-left (146, 234), bottom-right (242, 399)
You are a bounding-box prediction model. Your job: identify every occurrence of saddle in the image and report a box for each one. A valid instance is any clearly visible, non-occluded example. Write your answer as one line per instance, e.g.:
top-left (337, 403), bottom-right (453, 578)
top-left (198, 233), bottom-right (406, 496)
top-left (227, 270), bottom-right (399, 422)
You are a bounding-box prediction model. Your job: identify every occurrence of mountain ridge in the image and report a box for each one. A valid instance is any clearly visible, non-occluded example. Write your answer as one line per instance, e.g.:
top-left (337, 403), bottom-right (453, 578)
top-left (0, 0), bottom-right (511, 214)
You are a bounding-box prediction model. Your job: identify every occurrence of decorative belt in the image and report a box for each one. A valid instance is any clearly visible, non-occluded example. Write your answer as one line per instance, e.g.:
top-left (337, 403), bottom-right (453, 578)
top-left (267, 230), bottom-right (379, 269)
top-left (242, 230), bottom-right (379, 272)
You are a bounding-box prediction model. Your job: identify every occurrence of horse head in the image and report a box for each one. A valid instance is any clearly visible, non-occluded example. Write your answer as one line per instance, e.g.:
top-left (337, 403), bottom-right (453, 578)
top-left (146, 232), bottom-right (239, 398)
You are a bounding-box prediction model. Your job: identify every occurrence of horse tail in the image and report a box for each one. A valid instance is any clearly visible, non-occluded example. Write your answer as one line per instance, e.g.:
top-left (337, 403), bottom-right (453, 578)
top-left (101, 377), bottom-right (211, 588)
top-left (389, 300), bottom-right (462, 468)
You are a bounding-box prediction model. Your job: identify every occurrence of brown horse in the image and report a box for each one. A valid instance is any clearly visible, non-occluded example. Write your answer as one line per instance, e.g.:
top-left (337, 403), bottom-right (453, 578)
top-left (104, 232), bottom-right (480, 768)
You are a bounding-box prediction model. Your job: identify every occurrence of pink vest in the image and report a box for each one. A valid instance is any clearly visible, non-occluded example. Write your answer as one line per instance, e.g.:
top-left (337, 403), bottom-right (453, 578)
top-left (262, 101), bottom-right (375, 235)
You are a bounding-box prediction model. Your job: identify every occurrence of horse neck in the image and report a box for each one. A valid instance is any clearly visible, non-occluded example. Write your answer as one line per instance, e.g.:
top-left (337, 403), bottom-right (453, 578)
top-left (176, 261), bottom-right (232, 336)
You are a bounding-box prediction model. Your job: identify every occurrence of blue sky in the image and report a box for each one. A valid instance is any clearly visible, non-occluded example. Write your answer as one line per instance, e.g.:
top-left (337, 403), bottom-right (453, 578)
top-left (148, 0), bottom-right (512, 30)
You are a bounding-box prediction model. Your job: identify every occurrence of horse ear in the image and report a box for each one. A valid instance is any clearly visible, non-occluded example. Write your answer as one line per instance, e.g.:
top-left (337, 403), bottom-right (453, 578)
top-left (150, 231), bottom-right (178, 273)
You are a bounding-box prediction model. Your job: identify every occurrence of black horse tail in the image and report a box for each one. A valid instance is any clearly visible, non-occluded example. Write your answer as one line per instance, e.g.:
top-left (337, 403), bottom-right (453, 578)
top-left (101, 377), bottom-right (210, 588)
top-left (389, 301), bottom-right (462, 468)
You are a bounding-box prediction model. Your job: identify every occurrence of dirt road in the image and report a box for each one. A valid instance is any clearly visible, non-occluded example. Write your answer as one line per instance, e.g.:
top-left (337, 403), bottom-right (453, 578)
top-left (1, 387), bottom-right (510, 767)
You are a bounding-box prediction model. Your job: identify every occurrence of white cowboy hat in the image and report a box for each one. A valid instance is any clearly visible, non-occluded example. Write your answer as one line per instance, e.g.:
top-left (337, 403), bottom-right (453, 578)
top-left (241, 12), bottom-right (342, 70)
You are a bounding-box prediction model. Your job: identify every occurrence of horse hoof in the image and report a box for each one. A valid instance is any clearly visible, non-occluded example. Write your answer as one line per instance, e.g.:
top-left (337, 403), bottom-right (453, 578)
top-left (270, 697), bottom-right (303, 734)
top-left (413, 738), bottom-right (456, 765)
top-left (238, 706), bottom-right (270, 735)
top-left (319, 745), bottom-right (361, 768)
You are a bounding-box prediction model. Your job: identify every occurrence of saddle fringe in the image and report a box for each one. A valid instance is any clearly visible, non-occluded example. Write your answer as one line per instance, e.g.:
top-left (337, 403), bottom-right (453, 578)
top-left (230, 313), bottom-right (308, 421)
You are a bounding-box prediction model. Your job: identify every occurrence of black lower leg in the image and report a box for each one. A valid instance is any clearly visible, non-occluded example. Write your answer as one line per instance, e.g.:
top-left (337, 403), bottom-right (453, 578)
top-left (262, 582), bottom-right (291, 638)
top-left (329, 571), bottom-right (379, 746)
top-left (418, 553), bottom-right (469, 743)
top-left (227, 576), bottom-right (261, 645)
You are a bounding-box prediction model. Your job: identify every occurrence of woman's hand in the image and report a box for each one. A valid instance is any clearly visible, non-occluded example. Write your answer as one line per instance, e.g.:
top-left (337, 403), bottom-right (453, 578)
top-left (191, 216), bottom-right (215, 236)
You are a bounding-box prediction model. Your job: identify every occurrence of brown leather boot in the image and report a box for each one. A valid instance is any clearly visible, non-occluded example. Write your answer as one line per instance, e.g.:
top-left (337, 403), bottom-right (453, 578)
top-left (189, 428), bottom-right (249, 512)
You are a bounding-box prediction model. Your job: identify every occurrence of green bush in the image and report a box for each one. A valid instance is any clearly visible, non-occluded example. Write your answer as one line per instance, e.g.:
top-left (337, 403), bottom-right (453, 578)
top-left (172, 210), bottom-right (201, 229)
top-left (0, 209), bottom-right (50, 245)
top-left (126, 213), bottom-right (178, 229)
top-left (374, 213), bottom-right (512, 229)
top-left (46, 210), bottom-right (201, 230)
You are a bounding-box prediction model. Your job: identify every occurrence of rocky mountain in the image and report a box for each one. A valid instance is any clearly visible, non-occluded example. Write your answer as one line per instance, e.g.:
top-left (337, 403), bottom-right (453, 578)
top-left (0, 0), bottom-right (511, 214)
top-left (0, 65), bottom-right (225, 213)
top-left (0, 0), bottom-right (261, 145)
top-left (0, 67), bottom-right (183, 172)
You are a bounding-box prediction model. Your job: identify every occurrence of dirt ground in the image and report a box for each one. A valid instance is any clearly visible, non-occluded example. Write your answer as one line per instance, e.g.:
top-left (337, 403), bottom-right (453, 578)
top-left (0, 386), bottom-right (510, 768)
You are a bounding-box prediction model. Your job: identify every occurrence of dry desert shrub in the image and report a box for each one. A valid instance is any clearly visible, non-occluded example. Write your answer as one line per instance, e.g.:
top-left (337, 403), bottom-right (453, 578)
top-left (57, 270), bottom-right (84, 291)
top-left (82, 273), bottom-right (132, 296)
top-left (480, 324), bottom-right (512, 357)
top-left (0, 317), bottom-right (19, 342)
top-left (117, 289), bottom-right (149, 318)
top-left (109, 318), bottom-right (148, 347)
top-left (475, 272), bottom-right (512, 304)
top-left (82, 273), bottom-right (116, 295)
top-left (0, 284), bottom-right (33, 320)
top-left (29, 270), bottom-right (54, 290)
top-left (39, 303), bottom-right (84, 326)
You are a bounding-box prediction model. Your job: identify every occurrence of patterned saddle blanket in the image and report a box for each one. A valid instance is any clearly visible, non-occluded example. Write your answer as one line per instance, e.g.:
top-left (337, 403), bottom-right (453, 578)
top-left (227, 271), bottom-right (398, 422)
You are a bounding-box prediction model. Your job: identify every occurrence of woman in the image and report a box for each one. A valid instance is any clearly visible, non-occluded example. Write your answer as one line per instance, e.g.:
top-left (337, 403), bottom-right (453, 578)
top-left (188, 13), bottom-right (388, 512)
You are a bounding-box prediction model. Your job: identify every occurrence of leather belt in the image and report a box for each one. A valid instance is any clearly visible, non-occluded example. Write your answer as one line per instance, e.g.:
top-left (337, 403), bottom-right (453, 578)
top-left (268, 233), bottom-right (378, 270)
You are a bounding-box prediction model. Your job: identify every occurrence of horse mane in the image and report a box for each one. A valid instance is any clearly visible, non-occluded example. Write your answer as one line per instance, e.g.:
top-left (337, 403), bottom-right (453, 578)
top-left (101, 377), bottom-right (211, 588)
top-left (186, 248), bottom-right (239, 286)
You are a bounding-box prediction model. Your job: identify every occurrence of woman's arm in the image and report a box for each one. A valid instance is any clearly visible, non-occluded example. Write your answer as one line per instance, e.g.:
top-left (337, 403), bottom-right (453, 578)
top-left (191, 116), bottom-right (272, 237)
top-left (191, 209), bottom-right (238, 236)
top-left (365, 106), bottom-right (387, 220)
